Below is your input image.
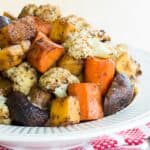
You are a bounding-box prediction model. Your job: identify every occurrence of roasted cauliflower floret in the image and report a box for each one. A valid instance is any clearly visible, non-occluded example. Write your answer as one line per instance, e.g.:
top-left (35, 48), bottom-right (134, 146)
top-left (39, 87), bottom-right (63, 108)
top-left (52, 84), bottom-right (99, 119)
top-left (19, 4), bottom-right (61, 22)
top-left (0, 96), bottom-right (11, 125)
top-left (116, 52), bottom-right (141, 81)
top-left (89, 29), bottom-right (111, 42)
top-left (115, 44), bottom-right (142, 82)
top-left (35, 4), bottom-right (61, 22)
top-left (18, 4), bottom-right (38, 18)
top-left (39, 67), bottom-right (79, 92)
top-left (63, 30), bottom-right (116, 59)
top-left (4, 62), bottom-right (37, 95)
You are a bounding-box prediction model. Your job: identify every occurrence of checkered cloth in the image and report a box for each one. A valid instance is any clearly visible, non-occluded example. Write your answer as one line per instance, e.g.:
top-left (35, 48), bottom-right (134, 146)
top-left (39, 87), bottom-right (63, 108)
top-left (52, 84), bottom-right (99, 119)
top-left (1, 122), bottom-right (150, 150)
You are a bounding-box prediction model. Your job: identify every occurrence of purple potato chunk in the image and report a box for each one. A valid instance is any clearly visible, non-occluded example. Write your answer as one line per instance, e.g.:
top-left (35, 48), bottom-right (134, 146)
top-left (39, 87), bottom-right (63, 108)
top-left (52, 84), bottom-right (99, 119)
top-left (6, 92), bottom-right (49, 126)
top-left (0, 16), bottom-right (11, 28)
top-left (104, 72), bottom-right (134, 116)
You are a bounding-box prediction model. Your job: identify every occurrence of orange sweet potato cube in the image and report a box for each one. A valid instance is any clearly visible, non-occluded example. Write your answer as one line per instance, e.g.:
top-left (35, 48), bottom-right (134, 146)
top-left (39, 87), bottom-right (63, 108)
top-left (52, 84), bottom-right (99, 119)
top-left (27, 32), bottom-right (64, 73)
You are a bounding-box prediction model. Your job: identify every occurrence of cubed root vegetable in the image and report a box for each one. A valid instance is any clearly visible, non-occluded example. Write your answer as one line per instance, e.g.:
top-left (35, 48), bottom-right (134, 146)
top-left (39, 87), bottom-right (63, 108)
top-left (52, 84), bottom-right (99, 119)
top-left (27, 32), bottom-right (64, 73)
top-left (49, 19), bottom-right (75, 43)
top-left (68, 83), bottom-right (103, 121)
top-left (0, 16), bottom-right (51, 44)
top-left (49, 96), bottom-right (80, 126)
top-left (85, 57), bottom-right (115, 95)
top-left (0, 45), bottom-right (25, 70)
top-left (58, 54), bottom-right (83, 75)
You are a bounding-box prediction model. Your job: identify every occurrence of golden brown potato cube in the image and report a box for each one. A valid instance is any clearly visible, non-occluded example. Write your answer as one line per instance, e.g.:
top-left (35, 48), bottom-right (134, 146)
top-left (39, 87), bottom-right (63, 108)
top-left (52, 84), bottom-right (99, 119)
top-left (50, 19), bottom-right (75, 43)
top-left (50, 96), bottom-right (80, 126)
top-left (0, 45), bottom-right (24, 71)
top-left (58, 55), bottom-right (83, 75)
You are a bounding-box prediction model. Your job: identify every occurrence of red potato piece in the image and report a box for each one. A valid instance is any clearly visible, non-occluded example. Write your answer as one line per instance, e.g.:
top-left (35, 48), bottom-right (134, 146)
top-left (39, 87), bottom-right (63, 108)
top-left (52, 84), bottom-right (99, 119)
top-left (0, 16), bottom-right (51, 44)
top-left (104, 72), bottom-right (134, 116)
top-left (85, 57), bottom-right (115, 95)
top-left (27, 32), bottom-right (64, 73)
top-left (68, 83), bottom-right (103, 121)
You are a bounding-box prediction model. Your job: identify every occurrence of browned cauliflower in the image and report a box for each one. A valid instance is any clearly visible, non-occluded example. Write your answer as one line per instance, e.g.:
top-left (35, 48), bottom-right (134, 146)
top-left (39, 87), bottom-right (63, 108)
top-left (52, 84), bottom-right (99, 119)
top-left (19, 4), bottom-right (61, 22)
top-left (35, 4), bottom-right (61, 22)
top-left (39, 67), bottom-right (79, 97)
top-left (63, 30), bottom-right (116, 59)
top-left (89, 29), bottom-right (111, 42)
top-left (4, 62), bottom-right (37, 95)
top-left (18, 4), bottom-right (38, 18)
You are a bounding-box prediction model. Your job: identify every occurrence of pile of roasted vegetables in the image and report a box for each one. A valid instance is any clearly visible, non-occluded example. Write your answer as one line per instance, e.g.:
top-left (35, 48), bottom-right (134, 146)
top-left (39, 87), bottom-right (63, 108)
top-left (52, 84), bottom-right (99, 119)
top-left (0, 4), bottom-right (141, 127)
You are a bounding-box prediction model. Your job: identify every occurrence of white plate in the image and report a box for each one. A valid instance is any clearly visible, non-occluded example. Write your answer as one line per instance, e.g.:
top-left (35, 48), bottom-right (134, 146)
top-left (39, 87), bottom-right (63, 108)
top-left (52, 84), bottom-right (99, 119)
top-left (0, 48), bottom-right (149, 149)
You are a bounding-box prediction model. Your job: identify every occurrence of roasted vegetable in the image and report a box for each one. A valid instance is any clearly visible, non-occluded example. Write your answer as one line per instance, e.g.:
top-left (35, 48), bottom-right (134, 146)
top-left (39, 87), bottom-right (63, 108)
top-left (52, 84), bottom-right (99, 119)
top-left (50, 18), bottom-right (75, 43)
top-left (4, 62), bottom-right (37, 95)
top-left (27, 32), bottom-right (64, 73)
top-left (0, 44), bottom-right (26, 71)
top-left (116, 52), bottom-right (141, 82)
top-left (53, 84), bottom-right (68, 98)
top-left (19, 4), bottom-right (61, 22)
top-left (58, 55), bottom-right (83, 75)
top-left (0, 16), bottom-right (51, 44)
top-left (63, 30), bottom-right (116, 60)
top-left (20, 40), bottom-right (31, 53)
top-left (39, 67), bottom-right (79, 91)
top-left (0, 96), bottom-right (11, 125)
top-left (89, 29), bottom-right (111, 42)
top-left (0, 77), bottom-right (12, 96)
top-left (34, 17), bottom-right (51, 35)
top-left (18, 4), bottom-right (38, 18)
top-left (68, 83), bottom-right (103, 121)
top-left (0, 16), bottom-right (11, 28)
top-left (85, 57), bottom-right (115, 95)
top-left (34, 4), bottom-right (61, 22)
top-left (3, 12), bottom-right (16, 20)
top-left (28, 86), bottom-right (51, 109)
top-left (49, 96), bottom-right (80, 126)
top-left (0, 32), bottom-right (9, 48)
top-left (50, 15), bottom-right (90, 43)
top-left (0, 16), bottom-right (11, 48)
top-left (104, 73), bottom-right (134, 116)
top-left (6, 92), bottom-right (49, 126)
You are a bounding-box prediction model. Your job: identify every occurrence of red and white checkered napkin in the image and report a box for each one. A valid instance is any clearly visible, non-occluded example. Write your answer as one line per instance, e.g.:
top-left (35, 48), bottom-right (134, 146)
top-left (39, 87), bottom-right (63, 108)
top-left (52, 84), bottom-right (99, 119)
top-left (1, 122), bottom-right (150, 150)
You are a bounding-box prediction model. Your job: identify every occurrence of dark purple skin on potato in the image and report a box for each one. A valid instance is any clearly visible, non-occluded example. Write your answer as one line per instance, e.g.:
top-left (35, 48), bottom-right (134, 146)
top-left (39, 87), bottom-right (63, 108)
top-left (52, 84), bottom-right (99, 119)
top-left (104, 73), bottom-right (134, 116)
top-left (0, 16), bottom-right (11, 28)
top-left (6, 92), bottom-right (49, 126)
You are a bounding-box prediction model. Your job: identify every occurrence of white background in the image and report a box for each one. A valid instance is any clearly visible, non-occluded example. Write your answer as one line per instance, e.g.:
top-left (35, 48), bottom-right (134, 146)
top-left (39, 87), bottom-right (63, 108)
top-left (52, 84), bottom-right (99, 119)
top-left (0, 0), bottom-right (150, 50)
